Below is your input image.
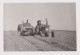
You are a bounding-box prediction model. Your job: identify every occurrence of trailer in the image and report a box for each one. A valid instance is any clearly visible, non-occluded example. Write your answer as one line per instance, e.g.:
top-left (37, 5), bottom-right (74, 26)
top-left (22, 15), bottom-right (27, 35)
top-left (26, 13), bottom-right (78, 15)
top-left (18, 20), bottom-right (34, 36)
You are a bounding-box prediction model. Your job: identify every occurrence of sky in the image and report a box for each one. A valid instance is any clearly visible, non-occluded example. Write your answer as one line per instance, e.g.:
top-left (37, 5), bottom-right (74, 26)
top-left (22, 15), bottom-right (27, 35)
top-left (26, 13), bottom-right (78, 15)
top-left (4, 3), bottom-right (76, 31)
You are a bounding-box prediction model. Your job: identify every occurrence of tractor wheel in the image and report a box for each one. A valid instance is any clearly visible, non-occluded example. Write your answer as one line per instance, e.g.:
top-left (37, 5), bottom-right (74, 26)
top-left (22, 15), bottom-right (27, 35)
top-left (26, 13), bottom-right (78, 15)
top-left (20, 31), bottom-right (25, 36)
top-left (45, 32), bottom-right (49, 37)
top-left (30, 32), bottom-right (34, 36)
top-left (20, 32), bottom-right (23, 36)
top-left (51, 31), bottom-right (54, 37)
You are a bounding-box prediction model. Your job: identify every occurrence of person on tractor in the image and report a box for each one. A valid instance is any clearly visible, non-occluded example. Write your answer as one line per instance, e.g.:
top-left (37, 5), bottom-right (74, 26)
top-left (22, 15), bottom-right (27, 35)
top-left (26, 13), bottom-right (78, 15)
top-left (35, 20), bottom-right (46, 37)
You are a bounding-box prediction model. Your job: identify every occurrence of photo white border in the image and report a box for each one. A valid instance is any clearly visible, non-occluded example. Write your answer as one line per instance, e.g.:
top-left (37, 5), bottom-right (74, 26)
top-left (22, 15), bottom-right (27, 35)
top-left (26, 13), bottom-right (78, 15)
top-left (0, 0), bottom-right (80, 55)
top-left (2, 0), bottom-right (76, 3)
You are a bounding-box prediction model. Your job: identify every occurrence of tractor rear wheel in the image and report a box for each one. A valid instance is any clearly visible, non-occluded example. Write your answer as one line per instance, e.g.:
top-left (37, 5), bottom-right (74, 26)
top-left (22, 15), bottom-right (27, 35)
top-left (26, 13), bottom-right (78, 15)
top-left (51, 31), bottom-right (54, 37)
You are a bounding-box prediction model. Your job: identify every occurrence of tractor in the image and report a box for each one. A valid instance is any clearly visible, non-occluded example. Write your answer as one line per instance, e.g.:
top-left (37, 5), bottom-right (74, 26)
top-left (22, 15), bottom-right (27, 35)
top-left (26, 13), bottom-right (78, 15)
top-left (35, 18), bottom-right (54, 37)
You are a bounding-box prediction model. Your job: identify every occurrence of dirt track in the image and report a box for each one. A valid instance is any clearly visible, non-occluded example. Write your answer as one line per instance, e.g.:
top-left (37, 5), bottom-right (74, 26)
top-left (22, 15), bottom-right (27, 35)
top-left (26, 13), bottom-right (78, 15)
top-left (4, 31), bottom-right (76, 51)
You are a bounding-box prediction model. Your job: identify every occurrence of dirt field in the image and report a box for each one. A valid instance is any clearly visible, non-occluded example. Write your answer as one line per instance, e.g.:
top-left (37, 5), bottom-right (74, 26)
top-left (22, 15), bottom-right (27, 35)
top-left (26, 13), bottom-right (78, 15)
top-left (4, 30), bottom-right (76, 51)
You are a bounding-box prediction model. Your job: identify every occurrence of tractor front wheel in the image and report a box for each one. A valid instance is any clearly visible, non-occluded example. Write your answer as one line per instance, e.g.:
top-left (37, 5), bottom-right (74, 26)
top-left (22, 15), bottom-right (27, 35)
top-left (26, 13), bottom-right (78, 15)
top-left (45, 32), bottom-right (49, 37)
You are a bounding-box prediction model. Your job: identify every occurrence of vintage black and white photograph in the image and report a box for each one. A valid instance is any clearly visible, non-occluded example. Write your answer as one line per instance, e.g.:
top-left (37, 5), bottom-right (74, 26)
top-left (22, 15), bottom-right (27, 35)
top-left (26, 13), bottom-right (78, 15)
top-left (4, 3), bottom-right (76, 51)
